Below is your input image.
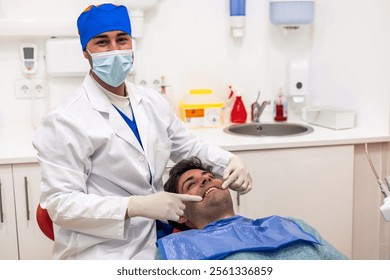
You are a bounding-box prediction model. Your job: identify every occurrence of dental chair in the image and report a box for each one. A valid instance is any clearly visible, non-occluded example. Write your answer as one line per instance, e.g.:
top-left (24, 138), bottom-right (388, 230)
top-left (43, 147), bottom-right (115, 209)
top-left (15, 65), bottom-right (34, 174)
top-left (36, 204), bottom-right (54, 241)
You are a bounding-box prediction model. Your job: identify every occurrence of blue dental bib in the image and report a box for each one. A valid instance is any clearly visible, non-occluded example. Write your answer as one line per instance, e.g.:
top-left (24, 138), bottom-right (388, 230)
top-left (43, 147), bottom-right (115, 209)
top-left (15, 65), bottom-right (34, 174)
top-left (157, 215), bottom-right (321, 260)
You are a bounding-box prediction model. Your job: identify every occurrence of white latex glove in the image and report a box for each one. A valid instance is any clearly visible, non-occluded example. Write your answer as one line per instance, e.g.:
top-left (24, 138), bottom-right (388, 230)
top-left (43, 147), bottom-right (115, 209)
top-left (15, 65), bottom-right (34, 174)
top-left (127, 192), bottom-right (202, 221)
top-left (222, 155), bottom-right (252, 194)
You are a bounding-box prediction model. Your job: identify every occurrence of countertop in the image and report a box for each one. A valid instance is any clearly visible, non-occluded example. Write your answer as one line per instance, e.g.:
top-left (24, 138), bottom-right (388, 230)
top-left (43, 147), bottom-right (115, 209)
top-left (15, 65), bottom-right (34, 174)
top-left (1, 121), bottom-right (390, 165)
top-left (190, 121), bottom-right (390, 152)
top-left (0, 127), bottom-right (39, 164)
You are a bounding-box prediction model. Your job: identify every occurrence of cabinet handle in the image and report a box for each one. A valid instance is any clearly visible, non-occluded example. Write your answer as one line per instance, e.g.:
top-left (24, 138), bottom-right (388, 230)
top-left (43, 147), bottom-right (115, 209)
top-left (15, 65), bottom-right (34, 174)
top-left (24, 177), bottom-right (30, 221)
top-left (0, 180), bottom-right (4, 223)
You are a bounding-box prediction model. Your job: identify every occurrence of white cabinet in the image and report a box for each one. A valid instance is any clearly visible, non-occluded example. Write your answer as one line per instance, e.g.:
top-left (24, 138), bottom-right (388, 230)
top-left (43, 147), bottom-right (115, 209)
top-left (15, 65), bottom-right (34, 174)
top-left (233, 145), bottom-right (354, 258)
top-left (0, 163), bottom-right (53, 260)
top-left (0, 165), bottom-right (19, 259)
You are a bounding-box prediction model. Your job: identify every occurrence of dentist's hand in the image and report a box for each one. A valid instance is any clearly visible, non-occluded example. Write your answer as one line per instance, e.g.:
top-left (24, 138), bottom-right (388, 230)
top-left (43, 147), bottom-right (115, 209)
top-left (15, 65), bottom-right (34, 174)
top-left (222, 155), bottom-right (252, 194)
top-left (127, 192), bottom-right (202, 221)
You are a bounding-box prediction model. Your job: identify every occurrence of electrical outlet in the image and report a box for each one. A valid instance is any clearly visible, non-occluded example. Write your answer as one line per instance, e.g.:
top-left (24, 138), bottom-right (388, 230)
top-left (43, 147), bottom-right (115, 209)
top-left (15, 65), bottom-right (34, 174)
top-left (14, 79), bottom-right (45, 99)
top-left (31, 79), bottom-right (45, 98)
top-left (15, 79), bottom-right (31, 99)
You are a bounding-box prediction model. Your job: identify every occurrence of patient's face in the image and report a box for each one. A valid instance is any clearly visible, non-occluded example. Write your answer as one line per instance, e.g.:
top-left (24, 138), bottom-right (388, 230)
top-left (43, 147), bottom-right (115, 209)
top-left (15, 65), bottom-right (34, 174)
top-left (178, 169), bottom-right (224, 198)
top-left (177, 169), bottom-right (234, 228)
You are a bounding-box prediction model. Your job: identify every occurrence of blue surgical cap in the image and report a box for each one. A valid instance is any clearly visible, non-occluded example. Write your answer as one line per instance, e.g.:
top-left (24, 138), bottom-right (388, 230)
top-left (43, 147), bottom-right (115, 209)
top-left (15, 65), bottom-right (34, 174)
top-left (77, 3), bottom-right (132, 50)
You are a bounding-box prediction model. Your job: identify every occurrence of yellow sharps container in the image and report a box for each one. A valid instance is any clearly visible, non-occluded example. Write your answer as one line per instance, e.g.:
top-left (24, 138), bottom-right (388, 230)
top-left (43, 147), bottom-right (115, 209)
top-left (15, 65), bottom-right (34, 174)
top-left (180, 89), bottom-right (225, 128)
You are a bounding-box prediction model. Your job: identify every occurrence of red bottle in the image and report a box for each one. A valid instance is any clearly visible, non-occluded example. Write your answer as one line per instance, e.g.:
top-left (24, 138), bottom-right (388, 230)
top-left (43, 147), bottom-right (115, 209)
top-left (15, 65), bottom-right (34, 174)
top-left (274, 92), bottom-right (287, 122)
top-left (274, 103), bottom-right (286, 121)
top-left (230, 96), bottom-right (247, 123)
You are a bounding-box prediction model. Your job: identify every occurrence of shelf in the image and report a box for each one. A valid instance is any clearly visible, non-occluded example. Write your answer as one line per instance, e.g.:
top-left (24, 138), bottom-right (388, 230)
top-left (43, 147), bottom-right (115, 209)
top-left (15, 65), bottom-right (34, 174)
top-left (0, 19), bottom-right (77, 37)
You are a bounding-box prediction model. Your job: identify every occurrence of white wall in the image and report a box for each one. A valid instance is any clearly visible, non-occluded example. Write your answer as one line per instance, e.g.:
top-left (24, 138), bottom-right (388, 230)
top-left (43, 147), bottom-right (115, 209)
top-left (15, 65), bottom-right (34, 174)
top-left (310, 0), bottom-right (390, 130)
top-left (0, 0), bottom-right (389, 131)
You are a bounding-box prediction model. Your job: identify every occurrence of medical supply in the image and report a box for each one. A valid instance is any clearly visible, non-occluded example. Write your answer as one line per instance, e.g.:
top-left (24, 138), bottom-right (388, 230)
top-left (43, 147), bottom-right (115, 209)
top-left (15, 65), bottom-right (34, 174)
top-left (274, 88), bottom-right (287, 121)
top-left (87, 49), bottom-right (133, 87)
top-left (180, 89), bottom-right (225, 128)
top-left (222, 155), bottom-right (252, 194)
top-left (305, 107), bottom-right (355, 130)
top-left (230, 89), bottom-right (247, 123)
top-left (230, 0), bottom-right (246, 37)
top-left (77, 4), bottom-right (132, 50)
top-left (127, 192), bottom-right (202, 222)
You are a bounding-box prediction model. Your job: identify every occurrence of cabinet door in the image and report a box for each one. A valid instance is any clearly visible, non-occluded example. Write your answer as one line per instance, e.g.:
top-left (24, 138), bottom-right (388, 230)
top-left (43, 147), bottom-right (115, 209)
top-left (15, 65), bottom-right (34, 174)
top-left (234, 145), bottom-right (354, 258)
top-left (12, 163), bottom-right (53, 260)
top-left (0, 165), bottom-right (19, 259)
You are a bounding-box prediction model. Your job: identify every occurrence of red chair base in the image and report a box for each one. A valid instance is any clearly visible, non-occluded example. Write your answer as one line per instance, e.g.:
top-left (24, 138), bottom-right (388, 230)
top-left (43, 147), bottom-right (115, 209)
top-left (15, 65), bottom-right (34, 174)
top-left (36, 204), bottom-right (54, 241)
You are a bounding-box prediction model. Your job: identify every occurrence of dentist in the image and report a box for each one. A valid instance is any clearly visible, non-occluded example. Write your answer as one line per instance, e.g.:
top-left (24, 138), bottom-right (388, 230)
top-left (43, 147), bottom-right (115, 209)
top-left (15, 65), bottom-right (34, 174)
top-left (33, 3), bottom-right (252, 260)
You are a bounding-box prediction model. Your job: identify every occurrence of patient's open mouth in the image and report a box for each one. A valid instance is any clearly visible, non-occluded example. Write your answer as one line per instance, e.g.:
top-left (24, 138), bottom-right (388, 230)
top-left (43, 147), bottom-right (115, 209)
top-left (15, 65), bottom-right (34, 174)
top-left (202, 187), bottom-right (220, 198)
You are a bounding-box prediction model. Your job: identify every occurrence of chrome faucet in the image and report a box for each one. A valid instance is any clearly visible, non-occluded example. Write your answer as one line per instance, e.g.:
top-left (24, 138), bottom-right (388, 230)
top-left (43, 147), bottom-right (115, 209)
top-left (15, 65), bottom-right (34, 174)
top-left (251, 91), bottom-right (271, 123)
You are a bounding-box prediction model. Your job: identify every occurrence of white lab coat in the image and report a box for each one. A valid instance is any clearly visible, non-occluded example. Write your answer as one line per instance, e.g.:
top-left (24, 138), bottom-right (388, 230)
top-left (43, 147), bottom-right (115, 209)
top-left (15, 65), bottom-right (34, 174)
top-left (32, 74), bottom-right (232, 259)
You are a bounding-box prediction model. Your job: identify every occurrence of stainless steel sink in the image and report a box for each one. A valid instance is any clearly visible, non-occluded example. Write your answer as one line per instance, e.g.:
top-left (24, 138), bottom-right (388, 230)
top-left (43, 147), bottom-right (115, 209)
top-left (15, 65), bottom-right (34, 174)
top-left (224, 122), bottom-right (314, 137)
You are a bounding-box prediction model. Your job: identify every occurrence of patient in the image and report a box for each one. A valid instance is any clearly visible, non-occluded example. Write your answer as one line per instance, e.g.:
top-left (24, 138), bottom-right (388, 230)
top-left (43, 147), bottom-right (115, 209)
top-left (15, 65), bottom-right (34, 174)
top-left (156, 157), bottom-right (347, 260)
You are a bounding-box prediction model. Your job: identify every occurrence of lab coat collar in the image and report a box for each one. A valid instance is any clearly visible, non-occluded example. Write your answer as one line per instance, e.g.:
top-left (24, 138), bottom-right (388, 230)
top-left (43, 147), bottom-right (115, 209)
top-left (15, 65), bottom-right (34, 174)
top-left (82, 74), bottom-right (146, 154)
top-left (82, 74), bottom-right (143, 113)
top-left (125, 81), bottom-right (142, 105)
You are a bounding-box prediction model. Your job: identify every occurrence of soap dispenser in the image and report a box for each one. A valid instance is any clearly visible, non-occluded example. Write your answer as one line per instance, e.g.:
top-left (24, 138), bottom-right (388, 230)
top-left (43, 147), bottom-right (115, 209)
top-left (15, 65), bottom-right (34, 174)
top-left (274, 88), bottom-right (287, 121)
top-left (230, 89), bottom-right (247, 123)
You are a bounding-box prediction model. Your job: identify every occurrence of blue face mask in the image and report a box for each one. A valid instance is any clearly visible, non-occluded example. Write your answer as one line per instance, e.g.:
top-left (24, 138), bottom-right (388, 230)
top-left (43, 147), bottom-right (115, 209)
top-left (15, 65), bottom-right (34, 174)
top-left (88, 49), bottom-right (133, 87)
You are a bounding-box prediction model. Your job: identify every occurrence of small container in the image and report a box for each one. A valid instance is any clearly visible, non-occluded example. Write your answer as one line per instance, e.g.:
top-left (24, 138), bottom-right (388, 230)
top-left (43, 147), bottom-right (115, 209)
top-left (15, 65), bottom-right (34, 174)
top-left (274, 89), bottom-right (288, 122)
top-left (231, 95), bottom-right (247, 123)
top-left (180, 89), bottom-right (225, 128)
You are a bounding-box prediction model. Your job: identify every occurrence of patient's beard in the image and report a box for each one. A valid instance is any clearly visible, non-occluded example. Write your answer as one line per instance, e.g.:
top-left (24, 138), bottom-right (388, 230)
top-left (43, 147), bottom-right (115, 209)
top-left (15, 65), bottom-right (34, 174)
top-left (187, 191), bottom-right (235, 229)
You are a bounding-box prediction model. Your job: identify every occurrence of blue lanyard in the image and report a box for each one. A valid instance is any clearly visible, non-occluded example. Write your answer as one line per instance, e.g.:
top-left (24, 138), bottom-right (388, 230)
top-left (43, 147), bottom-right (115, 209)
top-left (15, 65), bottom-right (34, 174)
top-left (113, 105), bottom-right (153, 185)
top-left (113, 105), bottom-right (143, 149)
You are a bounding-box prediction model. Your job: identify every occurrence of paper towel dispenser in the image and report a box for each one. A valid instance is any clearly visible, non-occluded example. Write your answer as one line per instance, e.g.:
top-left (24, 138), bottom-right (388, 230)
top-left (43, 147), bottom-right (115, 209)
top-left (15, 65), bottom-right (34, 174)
top-left (269, 0), bottom-right (315, 29)
top-left (45, 37), bottom-right (89, 77)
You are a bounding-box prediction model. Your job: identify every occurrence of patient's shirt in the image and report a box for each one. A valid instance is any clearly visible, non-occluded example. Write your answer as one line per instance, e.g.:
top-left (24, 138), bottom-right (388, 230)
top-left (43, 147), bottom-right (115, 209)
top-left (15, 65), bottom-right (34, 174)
top-left (156, 215), bottom-right (323, 260)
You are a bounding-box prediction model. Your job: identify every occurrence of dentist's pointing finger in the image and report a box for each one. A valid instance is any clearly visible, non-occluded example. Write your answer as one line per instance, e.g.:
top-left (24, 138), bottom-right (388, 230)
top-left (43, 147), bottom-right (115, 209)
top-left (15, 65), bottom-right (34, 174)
top-left (174, 193), bottom-right (203, 202)
top-left (127, 192), bottom-right (203, 222)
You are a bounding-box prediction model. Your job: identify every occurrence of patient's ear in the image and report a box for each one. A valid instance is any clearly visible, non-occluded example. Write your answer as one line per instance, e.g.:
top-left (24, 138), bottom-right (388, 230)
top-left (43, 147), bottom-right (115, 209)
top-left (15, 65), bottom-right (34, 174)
top-left (178, 216), bottom-right (188, 224)
top-left (179, 216), bottom-right (197, 229)
top-left (178, 216), bottom-right (196, 228)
